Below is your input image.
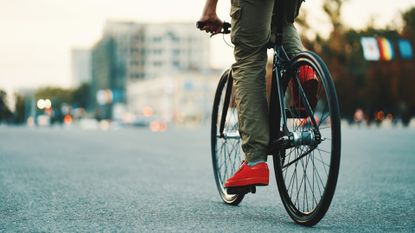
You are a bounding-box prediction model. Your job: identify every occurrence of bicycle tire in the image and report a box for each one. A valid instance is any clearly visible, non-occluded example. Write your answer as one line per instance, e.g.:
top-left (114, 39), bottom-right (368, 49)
top-left (211, 69), bottom-right (245, 205)
top-left (273, 51), bottom-right (341, 226)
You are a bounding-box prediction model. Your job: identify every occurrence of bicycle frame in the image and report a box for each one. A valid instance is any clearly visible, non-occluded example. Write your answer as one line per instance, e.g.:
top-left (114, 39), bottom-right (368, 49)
top-left (269, 45), bottom-right (291, 142)
top-left (271, 44), bottom-right (322, 142)
top-left (219, 44), bottom-right (321, 154)
top-left (212, 5), bottom-right (321, 150)
top-left (219, 70), bottom-right (233, 138)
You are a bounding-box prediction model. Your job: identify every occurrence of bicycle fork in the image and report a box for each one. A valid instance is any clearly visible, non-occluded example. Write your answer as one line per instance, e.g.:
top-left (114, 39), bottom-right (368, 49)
top-left (219, 70), bottom-right (233, 139)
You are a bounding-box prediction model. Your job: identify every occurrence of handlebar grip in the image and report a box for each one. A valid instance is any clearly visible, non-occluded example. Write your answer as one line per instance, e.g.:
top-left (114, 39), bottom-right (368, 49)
top-left (222, 22), bottom-right (231, 34)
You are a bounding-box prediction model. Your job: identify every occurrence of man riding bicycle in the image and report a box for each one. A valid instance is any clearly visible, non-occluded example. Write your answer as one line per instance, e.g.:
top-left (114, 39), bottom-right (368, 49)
top-left (198, 0), bottom-right (317, 190)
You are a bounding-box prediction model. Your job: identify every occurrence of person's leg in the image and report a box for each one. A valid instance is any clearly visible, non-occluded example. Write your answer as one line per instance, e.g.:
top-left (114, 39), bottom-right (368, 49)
top-left (271, 0), bottom-right (319, 112)
top-left (230, 0), bottom-right (274, 163)
top-left (282, 24), bottom-right (304, 58)
top-left (272, 0), bottom-right (305, 58)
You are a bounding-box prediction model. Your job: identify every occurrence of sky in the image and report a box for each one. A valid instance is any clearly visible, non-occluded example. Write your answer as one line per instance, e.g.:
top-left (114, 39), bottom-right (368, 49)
top-left (0, 0), bottom-right (414, 94)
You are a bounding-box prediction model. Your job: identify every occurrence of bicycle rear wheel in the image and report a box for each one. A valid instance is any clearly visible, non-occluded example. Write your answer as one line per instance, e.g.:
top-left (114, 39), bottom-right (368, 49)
top-left (211, 69), bottom-right (245, 205)
top-left (273, 51), bottom-right (341, 226)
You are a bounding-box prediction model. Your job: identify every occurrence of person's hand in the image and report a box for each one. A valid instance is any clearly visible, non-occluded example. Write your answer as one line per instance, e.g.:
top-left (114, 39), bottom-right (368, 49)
top-left (198, 14), bottom-right (223, 36)
top-left (198, 0), bottom-right (223, 36)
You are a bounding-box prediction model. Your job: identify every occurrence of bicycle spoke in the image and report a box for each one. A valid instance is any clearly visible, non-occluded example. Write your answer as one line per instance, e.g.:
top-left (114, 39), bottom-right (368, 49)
top-left (295, 160), bottom-right (305, 208)
top-left (312, 158), bottom-right (327, 191)
top-left (293, 161), bottom-right (299, 205)
top-left (312, 153), bottom-right (331, 169)
top-left (316, 148), bottom-right (331, 154)
top-left (317, 149), bottom-right (329, 177)
top-left (313, 158), bottom-right (324, 198)
top-left (301, 150), bottom-right (309, 212)
top-left (312, 153), bottom-right (321, 206)
top-left (217, 142), bottom-right (226, 177)
top-left (286, 162), bottom-right (297, 196)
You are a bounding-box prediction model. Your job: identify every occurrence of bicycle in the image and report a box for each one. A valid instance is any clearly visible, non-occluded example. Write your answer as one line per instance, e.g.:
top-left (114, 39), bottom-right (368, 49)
top-left (197, 16), bottom-right (341, 226)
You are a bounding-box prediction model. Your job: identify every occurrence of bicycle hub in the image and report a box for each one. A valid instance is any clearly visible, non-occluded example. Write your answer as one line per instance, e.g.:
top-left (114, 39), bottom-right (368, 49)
top-left (291, 130), bottom-right (317, 146)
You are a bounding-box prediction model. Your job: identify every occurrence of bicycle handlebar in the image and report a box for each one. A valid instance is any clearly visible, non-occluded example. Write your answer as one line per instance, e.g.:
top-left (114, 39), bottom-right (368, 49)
top-left (196, 21), bottom-right (231, 34)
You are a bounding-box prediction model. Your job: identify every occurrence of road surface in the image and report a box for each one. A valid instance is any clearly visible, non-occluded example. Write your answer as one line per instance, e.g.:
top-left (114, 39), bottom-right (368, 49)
top-left (0, 126), bottom-right (414, 232)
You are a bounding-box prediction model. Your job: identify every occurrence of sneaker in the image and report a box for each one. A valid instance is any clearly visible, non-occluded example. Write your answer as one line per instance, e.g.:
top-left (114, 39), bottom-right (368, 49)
top-left (291, 65), bottom-right (319, 111)
top-left (224, 161), bottom-right (269, 188)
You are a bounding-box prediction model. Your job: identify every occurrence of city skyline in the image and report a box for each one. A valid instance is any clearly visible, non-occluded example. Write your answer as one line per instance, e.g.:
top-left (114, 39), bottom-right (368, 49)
top-left (0, 0), bottom-right (414, 93)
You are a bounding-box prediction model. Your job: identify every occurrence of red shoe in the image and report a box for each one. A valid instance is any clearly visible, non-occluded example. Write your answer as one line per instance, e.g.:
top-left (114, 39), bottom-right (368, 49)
top-left (291, 65), bottom-right (319, 110)
top-left (224, 161), bottom-right (269, 188)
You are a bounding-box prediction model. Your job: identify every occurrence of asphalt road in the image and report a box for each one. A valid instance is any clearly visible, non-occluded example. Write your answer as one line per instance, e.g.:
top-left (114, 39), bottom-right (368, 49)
top-left (0, 125), bottom-right (414, 232)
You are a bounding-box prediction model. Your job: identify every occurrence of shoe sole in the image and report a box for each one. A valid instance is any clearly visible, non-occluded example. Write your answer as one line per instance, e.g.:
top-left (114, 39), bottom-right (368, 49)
top-left (225, 181), bottom-right (269, 195)
top-left (226, 185), bottom-right (258, 195)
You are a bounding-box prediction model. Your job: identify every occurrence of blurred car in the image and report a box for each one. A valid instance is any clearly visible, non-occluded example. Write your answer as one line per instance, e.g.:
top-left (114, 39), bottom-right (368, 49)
top-left (79, 118), bottom-right (99, 130)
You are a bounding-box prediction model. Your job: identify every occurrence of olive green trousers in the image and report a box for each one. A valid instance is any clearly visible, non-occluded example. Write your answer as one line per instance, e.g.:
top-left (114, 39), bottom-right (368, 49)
top-left (230, 0), bottom-right (304, 162)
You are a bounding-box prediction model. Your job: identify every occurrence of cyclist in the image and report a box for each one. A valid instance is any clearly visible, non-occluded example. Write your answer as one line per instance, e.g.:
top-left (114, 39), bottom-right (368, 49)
top-left (198, 0), bottom-right (317, 190)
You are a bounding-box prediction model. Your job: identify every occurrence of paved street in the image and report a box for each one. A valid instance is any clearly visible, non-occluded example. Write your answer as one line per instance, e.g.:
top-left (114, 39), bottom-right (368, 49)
top-left (0, 126), bottom-right (414, 232)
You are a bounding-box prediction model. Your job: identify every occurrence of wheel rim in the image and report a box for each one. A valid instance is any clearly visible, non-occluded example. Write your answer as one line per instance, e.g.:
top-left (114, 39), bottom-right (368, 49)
top-left (280, 62), bottom-right (336, 215)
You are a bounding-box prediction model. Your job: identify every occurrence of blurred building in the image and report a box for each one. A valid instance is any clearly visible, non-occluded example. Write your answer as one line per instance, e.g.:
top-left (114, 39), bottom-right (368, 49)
top-left (127, 70), bottom-right (222, 126)
top-left (91, 37), bottom-right (118, 119)
top-left (103, 21), bottom-right (210, 81)
top-left (71, 49), bottom-right (92, 88)
top-left (90, 20), bottom-right (211, 120)
top-left (138, 22), bottom-right (210, 79)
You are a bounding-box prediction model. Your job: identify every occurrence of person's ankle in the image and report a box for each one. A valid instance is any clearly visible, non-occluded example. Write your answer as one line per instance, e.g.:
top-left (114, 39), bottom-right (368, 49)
top-left (247, 160), bottom-right (266, 167)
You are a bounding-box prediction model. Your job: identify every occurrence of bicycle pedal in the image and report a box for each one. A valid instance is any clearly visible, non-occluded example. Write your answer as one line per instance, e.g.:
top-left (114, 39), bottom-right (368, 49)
top-left (226, 185), bottom-right (256, 195)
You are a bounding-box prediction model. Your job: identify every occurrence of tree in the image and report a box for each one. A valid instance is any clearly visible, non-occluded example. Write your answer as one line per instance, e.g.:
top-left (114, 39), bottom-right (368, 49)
top-left (322, 0), bottom-right (347, 30)
top-left (0, 90), bottom-right (12, 122)
top-left (307, 0), bottom-right (415, 123)
top-left (13, 94), bottom-right (26, 124)
top-left (402, 7), bottom-right (415, 38)
top-left (35, 87), bottom-right (74, 104)
top-left (72, 83), bottom-right (90, 109)
top-left (399, 7), bottom-right (415, 124)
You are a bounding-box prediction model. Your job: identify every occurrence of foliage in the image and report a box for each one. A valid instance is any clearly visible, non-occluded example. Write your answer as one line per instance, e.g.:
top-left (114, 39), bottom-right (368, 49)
top-left (402, 7), bottom-right (415, 37)
top-left (305, 1), bottom-right (415, 123)
top-left (13, 93), bottom-right (26, 124)
top-left (72, 83), bottom-right (90, 109)
top-left (0, 90), bottom-right (12, 122)
top-left (34, 84), bottom-right (90, 109)
top-left (35, 87), bottom-right (74, 107)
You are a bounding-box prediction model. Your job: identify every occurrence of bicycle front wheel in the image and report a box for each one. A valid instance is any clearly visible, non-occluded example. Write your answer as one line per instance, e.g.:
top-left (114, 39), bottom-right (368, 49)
top-left (211, 69), bottom-right (245, 205)
top-left (273, 51), bottom-right (341, 226)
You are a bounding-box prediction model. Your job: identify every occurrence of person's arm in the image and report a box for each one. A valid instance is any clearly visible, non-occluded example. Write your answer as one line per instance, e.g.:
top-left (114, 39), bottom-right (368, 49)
top-left (198, 0), bottom-right (223, 34)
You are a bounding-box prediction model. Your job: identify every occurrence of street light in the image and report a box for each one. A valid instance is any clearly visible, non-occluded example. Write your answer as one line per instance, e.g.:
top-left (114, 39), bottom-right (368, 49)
top-left (44, 99), bottom-right (52, 109)
top-left (37, 99), bottom-right (52, 110)
top-left (37, 99), bottom-right (46, 109)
